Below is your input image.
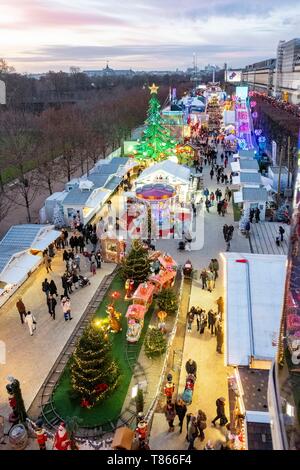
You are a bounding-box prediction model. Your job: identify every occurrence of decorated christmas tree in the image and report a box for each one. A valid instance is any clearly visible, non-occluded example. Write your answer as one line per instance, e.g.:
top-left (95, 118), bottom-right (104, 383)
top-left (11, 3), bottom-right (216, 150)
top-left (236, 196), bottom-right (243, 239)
top-left (53, 203), bottom-right (65, 228)
top-left (156, 287), bottom-right (178, 316)
top-left (135, 84), bottom-right (177, 162)
top-left (71, 324), bottom-right (119, 407)
top-left (144, 326), bottom-right (167, 359)
top-left (121, 239), bottom-right (151, 284)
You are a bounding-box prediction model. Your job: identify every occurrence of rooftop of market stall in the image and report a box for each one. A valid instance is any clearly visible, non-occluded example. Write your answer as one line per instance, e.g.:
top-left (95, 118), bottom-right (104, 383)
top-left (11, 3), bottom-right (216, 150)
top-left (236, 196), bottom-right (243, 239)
top-left (221, 253), bottom-right (286, 368)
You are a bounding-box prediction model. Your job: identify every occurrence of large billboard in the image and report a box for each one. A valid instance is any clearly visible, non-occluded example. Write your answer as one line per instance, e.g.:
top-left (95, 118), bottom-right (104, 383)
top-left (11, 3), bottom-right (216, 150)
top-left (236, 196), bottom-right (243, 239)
top-left (226, 70), bottom-right (242, 83)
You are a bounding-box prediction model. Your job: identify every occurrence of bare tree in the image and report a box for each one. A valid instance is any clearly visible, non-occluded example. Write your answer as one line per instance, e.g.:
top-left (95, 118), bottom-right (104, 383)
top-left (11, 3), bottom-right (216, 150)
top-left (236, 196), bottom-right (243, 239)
top-left (0, 110), bottom-right (40, 222)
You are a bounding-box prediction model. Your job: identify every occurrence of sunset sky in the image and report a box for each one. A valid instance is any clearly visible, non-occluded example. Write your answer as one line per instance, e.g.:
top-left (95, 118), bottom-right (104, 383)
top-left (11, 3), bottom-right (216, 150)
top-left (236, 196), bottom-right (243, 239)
top-left (1, 0), bottom-right (300, 73)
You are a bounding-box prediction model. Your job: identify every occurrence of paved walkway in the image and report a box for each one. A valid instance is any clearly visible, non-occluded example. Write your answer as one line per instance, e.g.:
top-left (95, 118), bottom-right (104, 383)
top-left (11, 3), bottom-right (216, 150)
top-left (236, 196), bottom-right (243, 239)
top-left (250, 221), bottom-right (290, 255)
top-left (0, 249), bottom-right (115, 419)
top-left (149, 142), bottom-right (251, 450)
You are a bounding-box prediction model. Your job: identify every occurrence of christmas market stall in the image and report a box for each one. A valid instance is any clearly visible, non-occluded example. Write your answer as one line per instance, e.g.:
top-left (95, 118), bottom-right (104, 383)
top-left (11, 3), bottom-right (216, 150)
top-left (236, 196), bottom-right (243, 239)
top-left (101, 237), bottom-right (126, 263)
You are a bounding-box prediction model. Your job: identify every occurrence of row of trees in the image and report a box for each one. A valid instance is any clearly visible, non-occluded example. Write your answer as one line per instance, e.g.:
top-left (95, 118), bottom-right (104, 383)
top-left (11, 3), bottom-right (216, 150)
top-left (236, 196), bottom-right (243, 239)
top-left (0, 80), bottom-right (190, 223)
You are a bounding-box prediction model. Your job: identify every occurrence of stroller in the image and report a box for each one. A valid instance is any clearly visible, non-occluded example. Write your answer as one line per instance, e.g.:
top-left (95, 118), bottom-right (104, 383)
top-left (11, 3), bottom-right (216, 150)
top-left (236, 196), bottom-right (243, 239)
top-left (78, 275), bottom-right (91, 288)
top-left (182, 374), bottom-right (196, 405)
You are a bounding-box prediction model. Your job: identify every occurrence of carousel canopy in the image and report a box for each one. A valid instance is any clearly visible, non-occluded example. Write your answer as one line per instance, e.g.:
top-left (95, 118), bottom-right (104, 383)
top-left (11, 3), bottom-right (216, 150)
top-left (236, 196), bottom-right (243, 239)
top-left (136, 183), bottom-right (175, 201)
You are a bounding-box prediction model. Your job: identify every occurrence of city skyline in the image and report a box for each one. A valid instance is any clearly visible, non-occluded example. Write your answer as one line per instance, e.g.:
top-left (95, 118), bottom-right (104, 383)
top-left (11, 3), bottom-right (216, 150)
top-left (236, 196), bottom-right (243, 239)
top-left (1, 0), bottom-right (300, 73)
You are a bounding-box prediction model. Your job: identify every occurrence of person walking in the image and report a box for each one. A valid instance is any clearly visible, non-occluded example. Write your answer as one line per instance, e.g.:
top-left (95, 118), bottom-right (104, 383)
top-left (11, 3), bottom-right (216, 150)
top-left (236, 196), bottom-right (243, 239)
top-left (90, 252), bottom-right (97, 275)
top-left (255, 207), bottom-right (260, 223)
top-left (279, 226), bottom-right (285, 242)
top-left (44, 254), bottom-right (52, 273)
top-left (200, 268), bottom-right (208, 290)
top-left (42, 278), bottom-right (50, 298)
top-left (187, 310), bottom-right (194, 332)
top-left (24, 311), bottom-right (36, 336)
top-left (96, 250), bottom-right (102, 269)
top-left (205, 198), bottom-right (210, 213)
top-left (175, 399), bottom-right (187, 434)
top-left (164, 401), bottom-right (176, 432)
top-left (61, 273), bottom-right (69, 297)
top-left (249, 208), bottom-right (254, 223)
top-left (185, 358), bottom-right (197, 377)
top-left (217, 201), bottom-right (222, 216)
top-left (216, 296), bottom-right (224, 319)
top-left (187, 415), bottom-right (198, 450)
top-left (74, 253), bottom-right (81, 272)
top-left (61, 296), bottom-right (72, 321)
top-left (210, 192), bottom-right (215, 206)
top-left (16, 297), bottom-right (26, 324)
top-left (47, 294), bottom-right (57, 320)
top-left (212, 397), bottom-right (228, 427)
top-left (245, 220), bottom-right (250, 238)
top-left (208, 309), bottom-right (216, 335)
top-left (216, 321), bottom-right (224, 354)
top-left (49, 280), bottom-right (58, 297)
top-left (196, 410), bottom-right (207, 442)
top-left (206, 269), bottom-right (215, 292)
top-left (199, 310), bottom-right (207, 334)
top-left (212, 258), bottom-right (219, 280)
top-left (223, 224), bottom-right (229, 242)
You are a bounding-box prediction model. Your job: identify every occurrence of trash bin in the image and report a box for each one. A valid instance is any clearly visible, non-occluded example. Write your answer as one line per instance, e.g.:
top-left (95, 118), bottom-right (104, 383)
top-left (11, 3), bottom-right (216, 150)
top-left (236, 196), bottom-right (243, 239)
top-left (9, 424), bottom-right (28, 450)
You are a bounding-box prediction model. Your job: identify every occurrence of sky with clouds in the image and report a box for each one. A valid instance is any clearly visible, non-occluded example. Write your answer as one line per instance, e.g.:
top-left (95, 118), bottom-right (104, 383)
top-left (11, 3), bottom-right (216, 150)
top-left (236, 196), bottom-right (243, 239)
top-left (1, 0), bottom-right (300, 73)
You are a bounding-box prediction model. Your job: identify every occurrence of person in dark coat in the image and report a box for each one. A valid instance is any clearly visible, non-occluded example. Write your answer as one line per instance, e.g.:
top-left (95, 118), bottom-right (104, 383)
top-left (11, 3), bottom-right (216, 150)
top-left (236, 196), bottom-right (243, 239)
top-left (49, 280), bottom-right (57, 296)
top-left (63, 250), bottom-right (69, 263)
top-left (208, 309), bottom-right (216, 335)
top-left (78, 235), bottom-right (85, 253)
top-left (61, 273), bottom-right (69, 297)
top-left (279, 226), bottom-right (285, 242)
top-left (47, 294), bottom-right (57, 319)
top-left (16, 297), bottom-right (26, 324)
top-left (69, 236), bottom-right (75, 252)
top-left (185, 359), bottom-right (197, 377)
top-left (200, 269), bottom-right (208, 289)
top-left (255, 207), bottom-right (260, 223)
top-left (212, 397), bottom-right (228, 426)
top-left (42, 278), bottom-right (50, 297)
top-left (249, 208), bottom-right (255, 223)
top-left (196, 409), bottom-right (207, 441)
top-left (210, 168), bottom-right (214, 180)
top-left (164, 401), bottom-right (176, 432)
top-left (175, 399), bottom-right (187, 433)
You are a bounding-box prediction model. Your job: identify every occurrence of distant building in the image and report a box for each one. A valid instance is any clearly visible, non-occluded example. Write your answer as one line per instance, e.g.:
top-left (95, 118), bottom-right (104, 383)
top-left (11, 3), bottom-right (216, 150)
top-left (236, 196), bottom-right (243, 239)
top-left (83, 64), bottom-right (135, 77)
top-left (242, 38), bottom-right (300, 104)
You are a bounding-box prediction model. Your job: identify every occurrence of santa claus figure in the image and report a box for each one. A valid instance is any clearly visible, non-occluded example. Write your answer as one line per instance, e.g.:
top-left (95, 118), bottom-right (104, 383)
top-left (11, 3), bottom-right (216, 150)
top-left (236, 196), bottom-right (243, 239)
top-left (53, 423), bottom-right (71, 450)
top-left (35, 426), bottom-right (48, 450)
top-left (163, 373), bottom-right (175, 400)
top-left (136, 418), bottom-right (148, 442)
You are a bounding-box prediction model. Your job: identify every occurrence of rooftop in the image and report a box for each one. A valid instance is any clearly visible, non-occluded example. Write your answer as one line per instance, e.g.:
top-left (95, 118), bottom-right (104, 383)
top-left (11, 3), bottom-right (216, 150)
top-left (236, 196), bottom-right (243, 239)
top-left (247, 422), bottom-right (273, 450)
top-left (238, 367), bottom-right (269, 412)
top-left (242, 187), bottom-right (268, 201)
top-left (222, 252), bottom-right (286, 366)
top-left (239, 173), bottom-right (262, 184)
top-left (239, 159), bottom-right (259, 171)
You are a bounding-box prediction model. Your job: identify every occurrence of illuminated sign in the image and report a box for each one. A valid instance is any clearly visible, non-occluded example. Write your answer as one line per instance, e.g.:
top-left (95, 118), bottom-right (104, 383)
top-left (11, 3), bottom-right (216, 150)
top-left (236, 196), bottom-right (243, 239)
top-left (226, 70), bottom-right (242, 83)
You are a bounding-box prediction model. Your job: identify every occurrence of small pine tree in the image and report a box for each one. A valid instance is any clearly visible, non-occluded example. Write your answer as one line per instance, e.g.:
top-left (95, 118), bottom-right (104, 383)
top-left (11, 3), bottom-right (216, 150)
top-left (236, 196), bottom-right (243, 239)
top-left (144, 327), bottom-right (167, 359)
top-left (53, 203), bottom-right (65, 228)
top-left (121, 239), bottom-right (151, 284)
top-left (157, 288), bottom-right (178, 316)
top-left (71, 324), bottom-right (119, 406)
top-left (135, 388), bottom-right (144, 414)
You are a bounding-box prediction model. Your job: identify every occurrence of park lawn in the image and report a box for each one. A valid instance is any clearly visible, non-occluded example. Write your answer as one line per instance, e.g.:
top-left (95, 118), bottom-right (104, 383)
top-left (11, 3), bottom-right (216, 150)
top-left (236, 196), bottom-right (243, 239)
top-left (52, 273), bottom-right (154, 427)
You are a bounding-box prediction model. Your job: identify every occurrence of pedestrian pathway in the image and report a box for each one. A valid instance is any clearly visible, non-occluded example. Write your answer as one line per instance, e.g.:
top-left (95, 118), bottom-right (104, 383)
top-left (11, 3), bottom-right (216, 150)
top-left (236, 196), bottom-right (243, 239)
top-left (149, 142), bottom-right (251, 450)
top-left (250, 222), bottom-right (290, 255)
top-left (0, 249), bottom-right (114, 419)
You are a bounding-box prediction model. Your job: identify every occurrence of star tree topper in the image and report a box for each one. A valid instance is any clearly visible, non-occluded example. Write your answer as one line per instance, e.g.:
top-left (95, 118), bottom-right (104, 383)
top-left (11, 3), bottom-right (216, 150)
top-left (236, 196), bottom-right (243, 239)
top-left (149, 83), bottom-right (159, 94)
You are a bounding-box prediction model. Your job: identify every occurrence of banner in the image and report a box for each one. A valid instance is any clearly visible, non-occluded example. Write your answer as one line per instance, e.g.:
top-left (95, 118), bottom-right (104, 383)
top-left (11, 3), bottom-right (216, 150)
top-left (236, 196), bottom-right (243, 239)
top-left (226, 70), bottom-right (242, 83)
top-left (272, 140), bottom-right (277, 165)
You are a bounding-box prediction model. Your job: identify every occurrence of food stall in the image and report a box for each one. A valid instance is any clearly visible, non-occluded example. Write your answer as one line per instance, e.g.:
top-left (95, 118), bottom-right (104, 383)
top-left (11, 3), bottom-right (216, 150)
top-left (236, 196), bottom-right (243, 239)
top-left (101, 237), bottom-right (126, 263)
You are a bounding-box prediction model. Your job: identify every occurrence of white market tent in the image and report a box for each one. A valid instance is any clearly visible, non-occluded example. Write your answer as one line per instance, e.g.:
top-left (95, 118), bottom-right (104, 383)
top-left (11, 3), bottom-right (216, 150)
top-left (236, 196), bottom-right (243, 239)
top-left (135, 160), bottom-right (190, 186)
top-left (222, 253), bottom-right (286, 367)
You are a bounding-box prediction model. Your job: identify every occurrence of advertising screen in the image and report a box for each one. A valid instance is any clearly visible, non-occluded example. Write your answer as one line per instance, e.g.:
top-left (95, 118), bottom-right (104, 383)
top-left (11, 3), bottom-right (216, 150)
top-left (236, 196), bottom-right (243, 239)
top-left (226, 70), bottom-right (242, 82)
top-left (235, 86), bottom-right (249, 100)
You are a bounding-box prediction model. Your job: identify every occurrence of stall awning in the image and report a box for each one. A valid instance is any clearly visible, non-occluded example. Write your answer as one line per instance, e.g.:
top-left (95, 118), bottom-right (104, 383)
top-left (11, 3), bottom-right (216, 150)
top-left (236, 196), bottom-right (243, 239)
top-left (31, 229), bottom-right (61, 251)
top-left (0, 253), bottom-right (41, 285)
